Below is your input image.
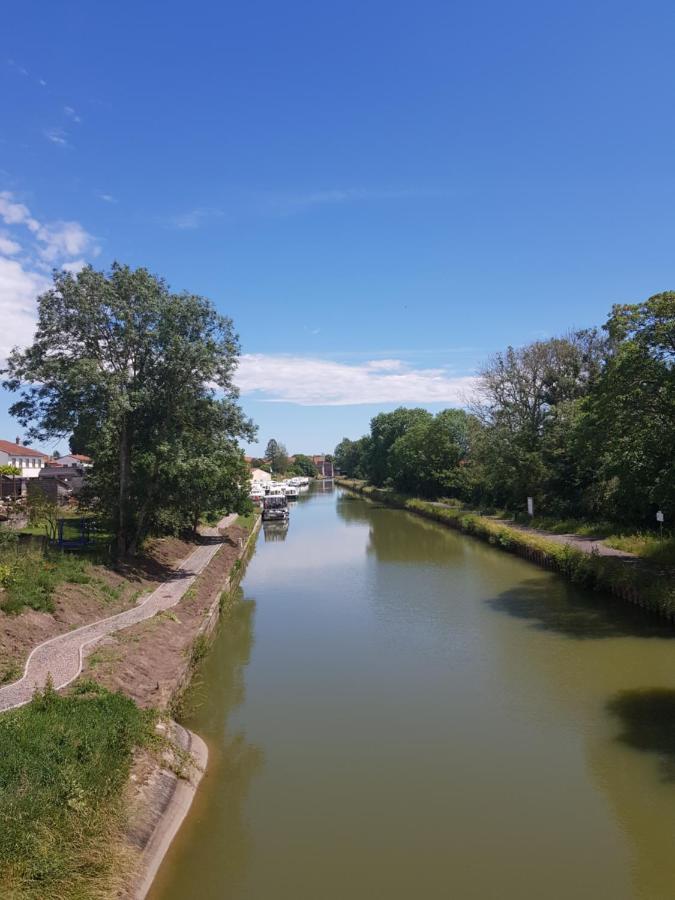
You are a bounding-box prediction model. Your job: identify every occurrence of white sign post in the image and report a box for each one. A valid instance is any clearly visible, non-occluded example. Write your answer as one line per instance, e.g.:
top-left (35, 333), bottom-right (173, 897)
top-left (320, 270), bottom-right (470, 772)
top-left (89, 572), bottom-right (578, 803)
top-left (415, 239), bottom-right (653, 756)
top-left (657, 510), bottom-right (664, 540)
top-left (527, 497), bottom-right (534, 518)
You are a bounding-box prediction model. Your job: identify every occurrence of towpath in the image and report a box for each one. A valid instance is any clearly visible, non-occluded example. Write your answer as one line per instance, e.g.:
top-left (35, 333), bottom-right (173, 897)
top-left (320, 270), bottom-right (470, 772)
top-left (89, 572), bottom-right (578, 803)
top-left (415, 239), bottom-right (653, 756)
top-left (0, 514), bottom-right (237, 712)
top-left (430, 502), bottom-right (638, 560)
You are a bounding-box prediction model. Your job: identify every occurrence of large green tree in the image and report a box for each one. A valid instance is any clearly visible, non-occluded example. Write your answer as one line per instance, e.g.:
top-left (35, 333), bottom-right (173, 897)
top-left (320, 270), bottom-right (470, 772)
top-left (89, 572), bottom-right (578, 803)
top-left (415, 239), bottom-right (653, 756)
top-left (578, 292), bottom-right (675, 522)
top-left (389, 409), bottom-right (472, 498)
top-left (3, 263), bottom-right (255, 554)
top-left (366, 407), bottom-right (433, 486)
top-left (265, 438), bottom-right (289, 473)
top-left (289, 454), bottom-right (318, 478)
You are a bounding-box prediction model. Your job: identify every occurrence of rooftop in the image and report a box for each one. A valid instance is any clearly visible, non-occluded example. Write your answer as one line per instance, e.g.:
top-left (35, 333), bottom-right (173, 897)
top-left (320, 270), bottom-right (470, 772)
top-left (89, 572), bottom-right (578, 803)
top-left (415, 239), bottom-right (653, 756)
top-left (0, 440), bottom-right (48, 458)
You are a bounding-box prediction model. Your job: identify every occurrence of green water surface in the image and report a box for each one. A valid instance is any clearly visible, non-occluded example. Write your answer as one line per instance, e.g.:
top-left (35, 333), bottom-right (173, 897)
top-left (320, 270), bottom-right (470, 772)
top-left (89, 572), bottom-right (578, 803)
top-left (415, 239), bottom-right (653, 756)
top-left (150, 485), bottom-right (675, 900)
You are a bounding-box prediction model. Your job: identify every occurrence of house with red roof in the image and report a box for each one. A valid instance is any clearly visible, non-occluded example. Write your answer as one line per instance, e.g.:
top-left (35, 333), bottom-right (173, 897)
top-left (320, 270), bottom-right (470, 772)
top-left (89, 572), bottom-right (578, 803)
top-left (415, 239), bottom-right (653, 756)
top-left (58, 453), bottom-right (93, 468)
top-left (0, 438), bottom-right (49, 478)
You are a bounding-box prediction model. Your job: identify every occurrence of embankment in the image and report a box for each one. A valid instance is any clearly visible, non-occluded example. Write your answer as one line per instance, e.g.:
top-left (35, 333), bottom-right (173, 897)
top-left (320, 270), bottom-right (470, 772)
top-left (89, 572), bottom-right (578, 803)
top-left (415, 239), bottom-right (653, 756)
top-left (337, 479), bottom-right (675, 623)
top-left (121, 514), bottom-right (261, 900)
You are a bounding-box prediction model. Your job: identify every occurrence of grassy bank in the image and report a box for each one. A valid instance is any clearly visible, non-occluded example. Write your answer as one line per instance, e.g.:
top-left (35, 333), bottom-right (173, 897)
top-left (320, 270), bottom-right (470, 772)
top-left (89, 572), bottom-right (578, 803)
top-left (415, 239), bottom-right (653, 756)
top-left (0, 681), bottom-right (156, 900)
top-left (516, 515), bottom-right (675, 566)
top-left (338, 479), bottom-right (675, 622)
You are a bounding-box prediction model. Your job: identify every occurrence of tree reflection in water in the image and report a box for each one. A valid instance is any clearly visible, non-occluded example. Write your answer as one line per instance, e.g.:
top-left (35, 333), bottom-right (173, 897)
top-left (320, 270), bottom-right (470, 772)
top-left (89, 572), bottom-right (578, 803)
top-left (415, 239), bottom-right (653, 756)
top-left (150, 594), bottom-right (263, 900)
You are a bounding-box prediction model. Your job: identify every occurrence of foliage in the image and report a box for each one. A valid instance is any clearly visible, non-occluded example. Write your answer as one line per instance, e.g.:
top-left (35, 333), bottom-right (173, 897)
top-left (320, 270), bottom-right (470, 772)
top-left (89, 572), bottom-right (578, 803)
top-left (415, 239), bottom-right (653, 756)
top-left (335, 292), bottom-right (674, 529)
top-left (288, 453), bottom-right (318, 478)
top-left (0, 548), bottom-right (90, 614)
top-left (26, 485), bottom-right (59, 541)
top-left (0, 681), bottom-right (156, 900)
top-left (3, 263), bottom-right (255, 555)
top-left (265, 438), bottom-right (289, 473)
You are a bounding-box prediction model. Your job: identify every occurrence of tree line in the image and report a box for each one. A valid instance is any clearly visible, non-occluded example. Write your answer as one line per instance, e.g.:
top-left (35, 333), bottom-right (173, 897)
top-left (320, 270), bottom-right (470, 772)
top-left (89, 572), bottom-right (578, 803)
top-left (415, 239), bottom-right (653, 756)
top-left (334, 292), bottom-right (674, 526)
top-left (250, 439), bottom-right (318, 477)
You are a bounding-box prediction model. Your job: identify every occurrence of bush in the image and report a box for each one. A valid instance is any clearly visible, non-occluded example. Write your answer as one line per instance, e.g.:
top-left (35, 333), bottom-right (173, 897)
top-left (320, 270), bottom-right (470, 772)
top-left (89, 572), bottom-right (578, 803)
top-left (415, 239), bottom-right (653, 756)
top-left (0, 549), bottom-right (90, 614)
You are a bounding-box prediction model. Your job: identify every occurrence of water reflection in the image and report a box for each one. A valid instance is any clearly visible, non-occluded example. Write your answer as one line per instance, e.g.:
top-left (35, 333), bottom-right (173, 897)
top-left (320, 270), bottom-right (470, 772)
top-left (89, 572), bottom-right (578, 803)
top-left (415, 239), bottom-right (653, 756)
top-left (608, 689), bottom-right (675, 782)
top-left (313, 479), bottom-right (335, 494)
top-left (263, 521), bottom-right (289, 542)
top-left (487, 577), bottom-right (675, 640)
top-left (148, 595), bottom-right (263, 900)
top-left (336, 491), bottom-right (465, 565)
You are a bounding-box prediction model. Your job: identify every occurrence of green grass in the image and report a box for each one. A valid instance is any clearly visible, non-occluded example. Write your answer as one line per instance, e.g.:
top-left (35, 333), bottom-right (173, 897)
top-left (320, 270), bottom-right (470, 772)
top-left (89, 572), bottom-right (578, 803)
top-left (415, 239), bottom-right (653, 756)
top-left (520, 515), bottom-right (617, 538)
top-left (235, 510), bottom-right (259, 532)
top-left (0, 680), bottom-right (156, 900)
top-left (604, 533), bottom-right (675, 566)
top-left (0, 549), bottom-right (91, 614)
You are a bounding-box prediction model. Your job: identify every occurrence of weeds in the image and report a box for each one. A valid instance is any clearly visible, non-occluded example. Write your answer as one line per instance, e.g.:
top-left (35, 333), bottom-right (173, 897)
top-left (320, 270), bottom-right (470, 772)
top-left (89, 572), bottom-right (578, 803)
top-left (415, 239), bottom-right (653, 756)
top-left (0, 681), bottom-right (156, 900)
top-left (0, 549), bottom-right (90, 614)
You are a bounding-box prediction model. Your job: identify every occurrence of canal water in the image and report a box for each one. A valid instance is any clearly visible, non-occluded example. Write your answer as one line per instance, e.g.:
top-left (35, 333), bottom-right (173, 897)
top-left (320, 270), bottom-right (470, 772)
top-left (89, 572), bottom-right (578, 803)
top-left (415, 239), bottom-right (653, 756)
top-left (150, 485), bottom-right (675, 900)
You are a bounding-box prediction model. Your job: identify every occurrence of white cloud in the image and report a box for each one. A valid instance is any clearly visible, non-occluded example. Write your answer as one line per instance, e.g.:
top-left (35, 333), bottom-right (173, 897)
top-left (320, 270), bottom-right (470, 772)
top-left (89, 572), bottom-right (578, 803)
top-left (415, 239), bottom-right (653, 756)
top-left (0, 257), bottom-right (49, 362)
top-left (64, 106), bottom-right (81, 123)
top-left (0, 192), bottom-right (98, 362)
top-left (61, 259), bottom-right (86, 274)
top-left (235, 354), bottom-right (476, 406)
top-left (98, 193), bottom-right (117, 204)
top-left (35, 221), bottom-right (94, 262)
top-left (0, 192), bottom-right (40, 231)
top-left (0, 234), bottom-right (21, 255)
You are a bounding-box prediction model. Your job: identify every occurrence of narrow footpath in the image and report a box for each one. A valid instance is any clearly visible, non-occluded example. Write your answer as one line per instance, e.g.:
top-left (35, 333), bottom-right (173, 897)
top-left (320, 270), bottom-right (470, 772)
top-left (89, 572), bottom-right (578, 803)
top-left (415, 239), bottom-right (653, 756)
top-left (0, 514), bottom-right (236, 712)
top-left (429, 503), bottom-right (638, 560)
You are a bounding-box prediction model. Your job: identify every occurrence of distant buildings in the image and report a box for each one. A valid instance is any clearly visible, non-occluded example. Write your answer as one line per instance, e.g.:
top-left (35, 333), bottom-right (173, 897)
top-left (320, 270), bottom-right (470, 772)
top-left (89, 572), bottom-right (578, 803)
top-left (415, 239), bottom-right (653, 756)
top-left (58, 453), bottom-right (93, 468)
top-left (312, 455), bottom-right (334, 478)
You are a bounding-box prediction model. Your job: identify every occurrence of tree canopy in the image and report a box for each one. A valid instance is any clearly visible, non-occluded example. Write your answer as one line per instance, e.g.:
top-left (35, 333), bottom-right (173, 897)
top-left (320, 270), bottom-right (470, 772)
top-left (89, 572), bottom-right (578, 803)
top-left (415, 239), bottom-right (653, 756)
top-left (335, 293), bottom-right (675, 526)
top-left (3, 263), bottom-right (255, 553)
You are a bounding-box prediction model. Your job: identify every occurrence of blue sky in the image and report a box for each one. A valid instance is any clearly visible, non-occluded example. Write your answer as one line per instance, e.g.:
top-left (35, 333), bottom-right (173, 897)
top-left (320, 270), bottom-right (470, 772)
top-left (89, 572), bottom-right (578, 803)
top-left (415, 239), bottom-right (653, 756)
top-left (1, 0), bottom-right (674, 455)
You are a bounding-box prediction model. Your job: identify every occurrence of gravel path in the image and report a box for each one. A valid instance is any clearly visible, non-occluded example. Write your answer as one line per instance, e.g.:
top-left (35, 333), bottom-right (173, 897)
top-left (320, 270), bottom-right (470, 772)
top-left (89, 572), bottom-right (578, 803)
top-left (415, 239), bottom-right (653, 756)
top-left (0, 514), bottom-right (237, 712)
top-left (488, 520), bottom-right (637, 559)
top-left (429, 502), bottom-right (638, 561)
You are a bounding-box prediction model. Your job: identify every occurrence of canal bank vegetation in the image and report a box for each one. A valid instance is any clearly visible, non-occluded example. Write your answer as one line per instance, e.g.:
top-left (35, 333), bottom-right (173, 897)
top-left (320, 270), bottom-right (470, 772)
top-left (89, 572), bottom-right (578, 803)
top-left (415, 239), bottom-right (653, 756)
top-left (338, 480), bottom-right (675, 620)
top-left (0, 680), bottom-right (157, 900)
top-left (334, 292), bottom-right (675, 559)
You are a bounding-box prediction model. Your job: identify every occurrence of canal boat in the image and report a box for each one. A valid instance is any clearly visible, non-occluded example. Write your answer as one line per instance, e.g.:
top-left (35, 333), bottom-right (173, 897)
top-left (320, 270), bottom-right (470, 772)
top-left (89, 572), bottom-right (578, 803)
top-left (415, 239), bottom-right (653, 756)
top-left (262, 494), bottom-right (289, 522)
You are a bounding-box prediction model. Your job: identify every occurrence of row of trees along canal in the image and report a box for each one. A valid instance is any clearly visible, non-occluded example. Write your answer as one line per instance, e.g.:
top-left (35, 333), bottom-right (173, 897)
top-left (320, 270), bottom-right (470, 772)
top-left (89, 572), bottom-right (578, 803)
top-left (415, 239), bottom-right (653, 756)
top-left (334, 291), bottom-right (674, 529)
top-left (250, 440), bottom-right (319, 478)
top-left (2, 263), bottom-right (256, 555)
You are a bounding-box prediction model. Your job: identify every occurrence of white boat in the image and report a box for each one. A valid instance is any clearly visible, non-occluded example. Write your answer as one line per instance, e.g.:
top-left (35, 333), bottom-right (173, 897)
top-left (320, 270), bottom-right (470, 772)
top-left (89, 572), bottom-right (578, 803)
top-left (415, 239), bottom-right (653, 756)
top-left (283, 483), bottom-right (299, 499)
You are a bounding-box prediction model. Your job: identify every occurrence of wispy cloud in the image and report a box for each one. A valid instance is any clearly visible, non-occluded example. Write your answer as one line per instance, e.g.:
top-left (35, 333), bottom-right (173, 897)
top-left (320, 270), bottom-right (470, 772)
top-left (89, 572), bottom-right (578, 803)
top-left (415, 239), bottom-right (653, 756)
top-left (159, 186), bottom-right (445, 231)
top-left (0, 233), bottom-right (21, 255)
top-left (64, 106), bottom-right (81, 123)
top-left (97, 193), bottom-right (117, 204)
top-left (250, 186), bottom-right (445, 218)
top-left (161, 207), bottom-right (225, 230)
top-left (45, 128), bottom-right (69, 147)
top-left (235, 353), bottom-right (476, 406)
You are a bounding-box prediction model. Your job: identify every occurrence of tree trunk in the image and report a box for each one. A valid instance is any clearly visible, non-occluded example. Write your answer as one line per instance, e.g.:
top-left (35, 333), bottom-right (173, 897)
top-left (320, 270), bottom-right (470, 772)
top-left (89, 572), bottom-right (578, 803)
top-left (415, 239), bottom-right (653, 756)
top-left (117, 417), bottom-right (129, 556)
